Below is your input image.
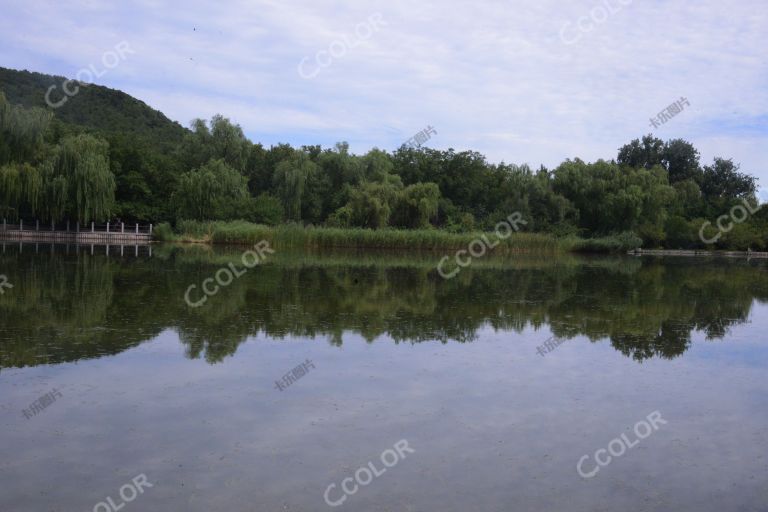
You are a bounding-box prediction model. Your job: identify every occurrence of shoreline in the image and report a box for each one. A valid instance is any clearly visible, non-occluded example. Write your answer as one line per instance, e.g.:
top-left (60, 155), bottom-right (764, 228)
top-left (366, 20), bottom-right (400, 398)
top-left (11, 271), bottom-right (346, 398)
top-left (629, 249), bottom-right (768, 259)
top-left (152, 221), bottom-right (645, 255)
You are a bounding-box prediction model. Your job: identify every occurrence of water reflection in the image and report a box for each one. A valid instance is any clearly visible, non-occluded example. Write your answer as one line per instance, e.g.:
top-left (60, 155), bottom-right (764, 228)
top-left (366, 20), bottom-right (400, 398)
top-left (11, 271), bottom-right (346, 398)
top-left (1, 243), bottom-right (766, 368)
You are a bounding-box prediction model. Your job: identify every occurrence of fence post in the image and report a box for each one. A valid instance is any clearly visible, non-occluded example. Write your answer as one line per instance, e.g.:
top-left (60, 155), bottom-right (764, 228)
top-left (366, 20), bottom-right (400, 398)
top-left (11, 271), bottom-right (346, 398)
top-left (36, 220), bottom-right (39, 231)
top-left (76, 221), bottom-right (79, 233)
top-left (51, 220), bottom-right (54, 231)
top-left (135, 223), bottom-right (138, 234)
top-left (66, 220), bottom-right (70, 232)
top-left (149, 224), bottom-right (153, 235)
top-left (107, 222), bottom-right (110, 233)
top-left (91, 222), bottom-right (94, 233)
top-left (121, 222), bottom-right (124, 234)
top-left (20, 219), bottom-right (23, 231)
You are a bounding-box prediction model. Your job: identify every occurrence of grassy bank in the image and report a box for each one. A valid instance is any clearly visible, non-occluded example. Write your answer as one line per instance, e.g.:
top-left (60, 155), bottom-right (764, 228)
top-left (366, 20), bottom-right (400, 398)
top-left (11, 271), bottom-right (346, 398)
top-left (154, 220), bottom-right (642, 254)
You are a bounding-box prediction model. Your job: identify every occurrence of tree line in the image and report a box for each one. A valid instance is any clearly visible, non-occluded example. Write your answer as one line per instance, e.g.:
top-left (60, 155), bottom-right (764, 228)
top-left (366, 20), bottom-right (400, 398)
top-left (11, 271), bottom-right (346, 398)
top-left (0, 90), bottom-right (763, 249)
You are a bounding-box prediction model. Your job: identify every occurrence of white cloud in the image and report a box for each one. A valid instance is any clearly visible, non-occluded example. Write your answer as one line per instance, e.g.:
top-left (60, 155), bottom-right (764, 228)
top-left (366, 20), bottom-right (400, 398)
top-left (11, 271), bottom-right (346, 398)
top-left (1, 0), bottom-right (766, 184)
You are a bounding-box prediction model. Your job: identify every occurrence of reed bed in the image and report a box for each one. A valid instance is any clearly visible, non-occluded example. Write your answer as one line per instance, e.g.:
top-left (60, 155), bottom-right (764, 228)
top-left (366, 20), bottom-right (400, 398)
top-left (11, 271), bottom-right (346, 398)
top-left (156, 220), bottom-right (640, 254)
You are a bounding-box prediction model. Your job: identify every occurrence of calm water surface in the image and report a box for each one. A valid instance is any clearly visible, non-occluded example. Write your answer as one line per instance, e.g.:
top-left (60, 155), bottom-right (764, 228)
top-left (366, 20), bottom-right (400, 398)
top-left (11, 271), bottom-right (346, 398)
top-left (1, 243), bottom-right (767, 511)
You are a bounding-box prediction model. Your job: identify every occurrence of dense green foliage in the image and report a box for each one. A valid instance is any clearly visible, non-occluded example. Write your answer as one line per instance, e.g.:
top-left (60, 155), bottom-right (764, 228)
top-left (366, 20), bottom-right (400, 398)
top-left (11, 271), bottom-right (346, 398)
top-left (1, 93), bottom-right (116, 222)
top-left (0, 67), bottom-right (764, 248)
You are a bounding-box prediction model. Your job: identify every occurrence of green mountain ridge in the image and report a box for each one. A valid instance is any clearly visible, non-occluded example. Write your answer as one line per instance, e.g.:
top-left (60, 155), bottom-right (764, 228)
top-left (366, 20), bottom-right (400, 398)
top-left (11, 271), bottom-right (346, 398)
top-left (0, 66), bottom-right (187, 151)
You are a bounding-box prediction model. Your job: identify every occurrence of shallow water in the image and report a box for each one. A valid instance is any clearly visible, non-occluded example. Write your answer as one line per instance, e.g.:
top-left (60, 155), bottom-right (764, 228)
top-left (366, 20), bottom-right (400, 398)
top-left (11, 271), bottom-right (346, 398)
top-left (1, 243), bottom-right (767, 511)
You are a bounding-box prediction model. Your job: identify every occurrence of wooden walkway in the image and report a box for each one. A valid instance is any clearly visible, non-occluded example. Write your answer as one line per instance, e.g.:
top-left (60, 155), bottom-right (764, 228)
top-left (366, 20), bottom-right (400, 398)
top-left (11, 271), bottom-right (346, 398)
top-left (0, 221), bottom-right (153, 244)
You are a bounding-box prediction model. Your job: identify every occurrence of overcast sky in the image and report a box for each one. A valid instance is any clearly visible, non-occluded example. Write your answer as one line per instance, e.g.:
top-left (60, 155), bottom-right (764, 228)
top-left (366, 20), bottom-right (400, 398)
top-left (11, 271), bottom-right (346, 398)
top-left (2, 0), bottom-right (766, 195)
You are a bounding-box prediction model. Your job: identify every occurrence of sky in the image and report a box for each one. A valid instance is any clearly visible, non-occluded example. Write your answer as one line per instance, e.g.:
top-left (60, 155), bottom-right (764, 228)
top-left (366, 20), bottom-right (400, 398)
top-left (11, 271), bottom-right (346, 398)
top-left (1, 0), bottom-right (767, 196)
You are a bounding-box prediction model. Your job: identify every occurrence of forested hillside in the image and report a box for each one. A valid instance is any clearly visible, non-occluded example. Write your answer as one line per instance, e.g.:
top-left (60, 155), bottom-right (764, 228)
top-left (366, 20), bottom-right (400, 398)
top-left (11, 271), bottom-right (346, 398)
top-left (0, 67), bottom-right (186, 150)
top-left (0, 66), bottom-right (764, 249)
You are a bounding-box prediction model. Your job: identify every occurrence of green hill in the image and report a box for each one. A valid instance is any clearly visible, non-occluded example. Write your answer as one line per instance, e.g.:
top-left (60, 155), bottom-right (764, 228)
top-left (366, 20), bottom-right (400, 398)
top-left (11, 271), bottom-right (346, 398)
top-left (0, 67), bottom-right (187, 151)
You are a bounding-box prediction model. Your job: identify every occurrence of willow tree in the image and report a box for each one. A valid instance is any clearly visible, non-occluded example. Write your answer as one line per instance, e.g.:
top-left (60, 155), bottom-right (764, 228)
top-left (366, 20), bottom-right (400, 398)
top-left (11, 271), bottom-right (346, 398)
top-left (178, 115), bottom-right (251, 174)
top-left (0, 92), bottom-right (51, 166)
top-left (0, 94), bottom-right (114, 223)
top-left (346, 182), bottom-right (399, 228)
top-left (44, 135), bottom-right (116, 222)
top-left (172, 158), bottom-right (249, 220)
top-left (360, 148), bottom-right (397, 183)
top-left (0, 163), bottom-right (43, 219)
top-left (0, 93), bottom-right (50, 219)
top-left (272, 152), bottom-right (318, 221)
top-left (392, 182), bottom-right (440, 229)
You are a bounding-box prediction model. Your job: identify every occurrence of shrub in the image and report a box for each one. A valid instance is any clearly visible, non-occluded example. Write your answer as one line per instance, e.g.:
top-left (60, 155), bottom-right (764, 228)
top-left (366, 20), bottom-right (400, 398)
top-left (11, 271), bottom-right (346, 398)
top-left (573, 232), bottom-right (643, 253)
top-left (663, 216), bottom-right (698, 249)
top-left (249, 194), bottom-right (284, 225)
top-left (152, 222), bottom-right (175, 241)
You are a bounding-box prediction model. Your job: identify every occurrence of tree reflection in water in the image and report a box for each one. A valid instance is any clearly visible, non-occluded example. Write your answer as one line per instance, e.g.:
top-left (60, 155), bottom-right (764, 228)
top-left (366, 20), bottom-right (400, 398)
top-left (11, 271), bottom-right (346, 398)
top-left (1, 243), bottom-right (766, 368)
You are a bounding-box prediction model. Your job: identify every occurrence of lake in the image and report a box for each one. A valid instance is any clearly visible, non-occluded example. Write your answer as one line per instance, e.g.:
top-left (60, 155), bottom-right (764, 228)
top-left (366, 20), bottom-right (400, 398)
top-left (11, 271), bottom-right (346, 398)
top-left (1, 243), bottom-right (767, 511)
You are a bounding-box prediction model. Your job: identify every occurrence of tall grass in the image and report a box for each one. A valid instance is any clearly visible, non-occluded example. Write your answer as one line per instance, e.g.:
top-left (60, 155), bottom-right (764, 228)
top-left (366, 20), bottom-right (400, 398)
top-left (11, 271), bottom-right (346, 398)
top-left (570, 232), bottom-right (643, 253)
top-left (162, 220), bottom-right (639, 254)
top-left (152, 222), bottom-right (176, 242)
top-left (177, 220), bottom-right (568, 253)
